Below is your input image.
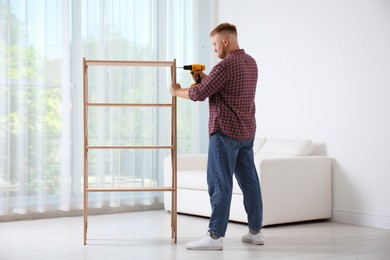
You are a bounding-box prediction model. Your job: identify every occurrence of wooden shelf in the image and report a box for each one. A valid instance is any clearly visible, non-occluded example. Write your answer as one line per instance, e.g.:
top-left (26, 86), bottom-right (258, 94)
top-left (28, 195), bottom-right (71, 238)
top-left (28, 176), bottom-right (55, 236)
top-left (87, 103), bottom-right (174, 107)
top-left (83, 58), bottom-right (177, 245)
top-left (86, 187), bottom-right (175, 192)
top-left (86, 145), bottom-right (174, 150)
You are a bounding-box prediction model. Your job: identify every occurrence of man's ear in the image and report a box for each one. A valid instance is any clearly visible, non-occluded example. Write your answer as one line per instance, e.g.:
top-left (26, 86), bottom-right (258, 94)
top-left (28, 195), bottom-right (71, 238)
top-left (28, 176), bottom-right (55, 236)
top-left (223, 37), bottom-right (229, 46)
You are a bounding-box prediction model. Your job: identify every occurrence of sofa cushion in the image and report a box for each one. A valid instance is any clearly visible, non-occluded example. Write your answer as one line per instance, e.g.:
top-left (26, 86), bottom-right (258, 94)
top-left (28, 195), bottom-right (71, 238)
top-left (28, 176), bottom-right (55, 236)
top-left (177, 171), bottom-right (207, 190)
top-left (259, 138), bottom-right (314, 156)
top-left (177, 170), bottom-right (243, 195)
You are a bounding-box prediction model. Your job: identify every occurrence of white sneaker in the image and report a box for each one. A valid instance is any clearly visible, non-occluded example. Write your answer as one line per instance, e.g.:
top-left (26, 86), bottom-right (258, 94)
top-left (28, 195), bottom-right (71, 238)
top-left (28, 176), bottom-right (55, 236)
top-left (242, 230), bottom-right (264, 245)
top-left (186, 232), bottom-right (223, 250)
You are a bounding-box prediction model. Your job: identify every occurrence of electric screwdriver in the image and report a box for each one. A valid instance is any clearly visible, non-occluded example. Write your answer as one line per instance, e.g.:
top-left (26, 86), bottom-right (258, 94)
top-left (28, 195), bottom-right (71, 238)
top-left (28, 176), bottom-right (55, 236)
top-left (179, 64), bottom-right (206, 85)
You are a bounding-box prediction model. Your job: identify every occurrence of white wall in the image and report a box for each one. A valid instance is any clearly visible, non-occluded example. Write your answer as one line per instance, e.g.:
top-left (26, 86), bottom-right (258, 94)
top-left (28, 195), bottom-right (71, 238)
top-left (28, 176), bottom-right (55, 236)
top-left (216, 0), bottom-right (390, 229)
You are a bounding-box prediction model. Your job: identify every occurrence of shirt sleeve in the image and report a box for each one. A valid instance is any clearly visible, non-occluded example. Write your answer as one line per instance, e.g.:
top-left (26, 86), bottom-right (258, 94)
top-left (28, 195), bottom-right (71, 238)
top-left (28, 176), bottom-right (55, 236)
top-left (188, 61), bottom-right (228, 101)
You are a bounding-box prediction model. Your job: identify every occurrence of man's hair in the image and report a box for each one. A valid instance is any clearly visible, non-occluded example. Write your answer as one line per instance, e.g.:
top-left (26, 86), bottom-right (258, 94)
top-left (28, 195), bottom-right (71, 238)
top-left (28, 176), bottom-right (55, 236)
top-left (210, 22), bottom-right (238, 37)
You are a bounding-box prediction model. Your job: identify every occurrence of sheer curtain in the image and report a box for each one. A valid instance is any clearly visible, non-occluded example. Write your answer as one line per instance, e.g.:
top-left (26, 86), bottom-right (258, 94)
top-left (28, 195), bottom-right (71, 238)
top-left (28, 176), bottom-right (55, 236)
top-left (0, 0), bottom-right (213, 220)
top-left (0, 0), bottom-right (71, 217)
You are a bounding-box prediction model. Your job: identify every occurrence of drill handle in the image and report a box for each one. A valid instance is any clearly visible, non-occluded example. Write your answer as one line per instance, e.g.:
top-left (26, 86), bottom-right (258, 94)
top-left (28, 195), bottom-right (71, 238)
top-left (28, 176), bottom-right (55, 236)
top-left (195, 73), bottom-right (202, 84)
top-left (191, 71), bottom-right (203, 84)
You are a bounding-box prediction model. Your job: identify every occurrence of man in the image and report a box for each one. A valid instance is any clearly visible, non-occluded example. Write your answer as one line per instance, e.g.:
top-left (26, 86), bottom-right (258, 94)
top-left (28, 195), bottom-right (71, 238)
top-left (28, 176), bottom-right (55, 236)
top-left (170, 22), bottom-right (263, 250)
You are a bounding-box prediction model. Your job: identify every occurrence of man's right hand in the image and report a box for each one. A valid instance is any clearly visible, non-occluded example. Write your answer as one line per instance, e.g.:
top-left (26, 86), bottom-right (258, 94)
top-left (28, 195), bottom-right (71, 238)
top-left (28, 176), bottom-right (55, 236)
top-left (192, 71), bottom-right (207, 83)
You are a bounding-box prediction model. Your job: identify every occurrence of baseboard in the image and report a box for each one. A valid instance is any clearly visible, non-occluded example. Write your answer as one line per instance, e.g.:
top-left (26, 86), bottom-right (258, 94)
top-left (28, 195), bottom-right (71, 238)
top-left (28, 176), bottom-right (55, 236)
top-left (332, 209), bottom-right (390, 230)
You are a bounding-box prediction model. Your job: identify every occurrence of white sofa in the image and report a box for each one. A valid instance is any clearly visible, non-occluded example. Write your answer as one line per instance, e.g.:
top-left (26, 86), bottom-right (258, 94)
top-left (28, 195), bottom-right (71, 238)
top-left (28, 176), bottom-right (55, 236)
top-left (164, 138), bottom-right (332, 226)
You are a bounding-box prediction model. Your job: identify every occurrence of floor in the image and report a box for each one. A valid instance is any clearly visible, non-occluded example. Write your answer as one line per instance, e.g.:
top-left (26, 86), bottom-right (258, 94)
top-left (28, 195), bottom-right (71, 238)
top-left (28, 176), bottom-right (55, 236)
top-left (1, 210), bottom-right (390, 260)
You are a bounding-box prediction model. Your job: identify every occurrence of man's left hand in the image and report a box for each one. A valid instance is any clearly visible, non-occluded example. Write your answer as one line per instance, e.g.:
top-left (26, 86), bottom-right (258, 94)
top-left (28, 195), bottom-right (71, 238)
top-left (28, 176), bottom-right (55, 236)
top-left (170, 83), bottom-right (181, 96)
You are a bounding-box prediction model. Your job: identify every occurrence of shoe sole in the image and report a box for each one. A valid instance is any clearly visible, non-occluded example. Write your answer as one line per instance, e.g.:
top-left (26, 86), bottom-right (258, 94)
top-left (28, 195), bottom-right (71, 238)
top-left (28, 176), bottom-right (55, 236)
top-left (242, 239), bottom-right (264, 245)
top-left (186, 246), bottom-right (223, 250)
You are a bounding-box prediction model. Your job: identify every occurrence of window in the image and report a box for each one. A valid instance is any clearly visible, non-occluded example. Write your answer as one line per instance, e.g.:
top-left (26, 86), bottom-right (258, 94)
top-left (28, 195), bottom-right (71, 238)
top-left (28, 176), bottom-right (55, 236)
top-left (0, 0), bottom-right (213, 219)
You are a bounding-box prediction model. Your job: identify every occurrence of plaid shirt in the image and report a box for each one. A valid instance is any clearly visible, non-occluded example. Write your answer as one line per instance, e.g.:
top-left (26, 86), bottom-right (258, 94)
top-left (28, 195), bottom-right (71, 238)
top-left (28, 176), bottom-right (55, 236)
top-left (188, 49), bottom-right (258, 141)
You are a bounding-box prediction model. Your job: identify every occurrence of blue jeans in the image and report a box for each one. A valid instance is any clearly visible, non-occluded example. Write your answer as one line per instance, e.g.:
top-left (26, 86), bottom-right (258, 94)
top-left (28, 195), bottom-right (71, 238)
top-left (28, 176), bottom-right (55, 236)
top-left (207, 132), bottom-right (263, 237)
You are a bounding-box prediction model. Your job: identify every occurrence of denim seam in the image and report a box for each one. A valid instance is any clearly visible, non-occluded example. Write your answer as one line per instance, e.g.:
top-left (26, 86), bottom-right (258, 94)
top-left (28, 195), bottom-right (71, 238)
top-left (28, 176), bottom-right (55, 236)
top-left (211, 133), bottom-right (221, 237)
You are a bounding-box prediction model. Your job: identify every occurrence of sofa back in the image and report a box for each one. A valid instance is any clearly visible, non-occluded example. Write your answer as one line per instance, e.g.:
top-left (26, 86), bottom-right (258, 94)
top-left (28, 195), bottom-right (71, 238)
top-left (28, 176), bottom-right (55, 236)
top-left (254, 137), bottom-right (316, 158)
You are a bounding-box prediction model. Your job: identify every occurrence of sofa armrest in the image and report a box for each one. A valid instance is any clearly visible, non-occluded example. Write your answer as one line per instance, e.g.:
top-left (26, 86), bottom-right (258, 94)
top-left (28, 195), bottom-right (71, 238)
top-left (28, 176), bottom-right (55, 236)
top-left (257, 156), bottom-right (331, 178)
top-left (257, 156), bottom-right (332, 225)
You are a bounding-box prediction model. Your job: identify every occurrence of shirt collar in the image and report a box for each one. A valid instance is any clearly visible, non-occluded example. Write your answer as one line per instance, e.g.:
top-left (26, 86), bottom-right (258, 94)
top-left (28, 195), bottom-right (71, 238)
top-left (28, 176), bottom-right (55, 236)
top-left (227, 49), bottom-right (245, 57)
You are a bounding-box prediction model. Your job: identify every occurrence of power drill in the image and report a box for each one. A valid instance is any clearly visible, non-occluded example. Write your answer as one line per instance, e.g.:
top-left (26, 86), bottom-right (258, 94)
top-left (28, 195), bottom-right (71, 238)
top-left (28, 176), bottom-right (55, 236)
top-left (179, 64), bottom-right (206, 86)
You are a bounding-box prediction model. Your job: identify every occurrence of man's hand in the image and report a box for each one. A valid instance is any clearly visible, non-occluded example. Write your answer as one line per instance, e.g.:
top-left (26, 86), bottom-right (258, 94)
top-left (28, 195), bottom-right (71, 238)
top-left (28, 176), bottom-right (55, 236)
top-left (170, 83), bottom-right (190, 99)
top-left (170, 83), bottom-right (181, 97)
top-left (192, 71), bottom-right (207, 83)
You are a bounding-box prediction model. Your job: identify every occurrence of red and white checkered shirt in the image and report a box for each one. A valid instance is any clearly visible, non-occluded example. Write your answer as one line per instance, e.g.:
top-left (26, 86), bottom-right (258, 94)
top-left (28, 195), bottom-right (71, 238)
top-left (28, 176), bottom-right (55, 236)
top-left (188, 49), bottom-right (258, 141)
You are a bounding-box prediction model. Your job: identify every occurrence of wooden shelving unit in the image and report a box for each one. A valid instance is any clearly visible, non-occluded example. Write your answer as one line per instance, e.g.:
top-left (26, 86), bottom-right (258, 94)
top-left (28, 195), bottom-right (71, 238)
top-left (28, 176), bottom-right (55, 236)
top-left (82, 58), bottom-right (177, 245)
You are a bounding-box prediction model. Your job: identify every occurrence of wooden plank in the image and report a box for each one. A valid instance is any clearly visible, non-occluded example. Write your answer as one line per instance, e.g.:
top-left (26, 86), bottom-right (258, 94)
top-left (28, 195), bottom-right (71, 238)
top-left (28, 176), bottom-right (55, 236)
top-left (87, 145), bottom-right (173, 149)
top-left (86, 187), bottom-right (175, 192)
top-left (85, 60), bottom-right (174, 67)
top-left (86, 103), bottom-right (174, 107)
top-left (82, 57), bottom-right (88, 245)
top-left (171, 59), bottom-right (178, 243)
